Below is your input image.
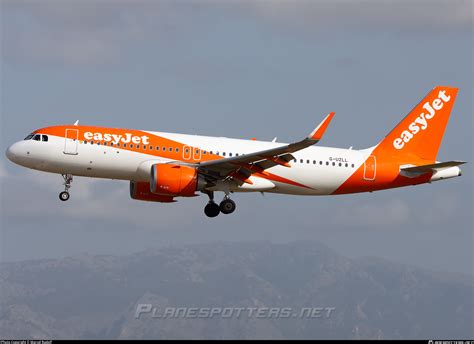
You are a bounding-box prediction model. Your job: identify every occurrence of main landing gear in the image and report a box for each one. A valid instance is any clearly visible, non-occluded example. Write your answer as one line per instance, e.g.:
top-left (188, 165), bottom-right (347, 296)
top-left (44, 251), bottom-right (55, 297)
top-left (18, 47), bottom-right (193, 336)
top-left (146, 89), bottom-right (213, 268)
top-left (219, 197), bottom-right (236, 215)
top-left (203, 191), bottom-right (236, 218)
top-left (59, 174), bottom-right (73, 202)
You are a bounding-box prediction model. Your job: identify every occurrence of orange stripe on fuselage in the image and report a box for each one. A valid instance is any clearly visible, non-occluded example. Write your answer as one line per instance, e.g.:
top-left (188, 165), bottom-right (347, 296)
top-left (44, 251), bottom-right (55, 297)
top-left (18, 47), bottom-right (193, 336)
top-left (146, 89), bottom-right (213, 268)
top-left (35, 125), bottom-right (221, 164)
top-left (255, 171), bottom-right (313, 190)
top-left (333, 150), bottom-right (433, 195)
top-left (35, 125), bottom-right (313, 190)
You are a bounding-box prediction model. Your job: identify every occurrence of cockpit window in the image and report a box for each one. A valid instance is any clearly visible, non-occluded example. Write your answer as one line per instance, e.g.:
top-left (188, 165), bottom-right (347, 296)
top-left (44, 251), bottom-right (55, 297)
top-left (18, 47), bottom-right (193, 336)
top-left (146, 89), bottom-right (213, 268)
top-left (24, 133), bottom-right (49, 142)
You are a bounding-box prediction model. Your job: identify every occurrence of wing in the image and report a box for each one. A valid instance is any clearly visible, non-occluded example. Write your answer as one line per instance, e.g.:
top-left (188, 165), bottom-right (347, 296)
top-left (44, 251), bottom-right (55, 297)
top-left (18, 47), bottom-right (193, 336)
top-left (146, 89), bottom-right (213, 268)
top-left (196, 112), bottom-right (335, 183)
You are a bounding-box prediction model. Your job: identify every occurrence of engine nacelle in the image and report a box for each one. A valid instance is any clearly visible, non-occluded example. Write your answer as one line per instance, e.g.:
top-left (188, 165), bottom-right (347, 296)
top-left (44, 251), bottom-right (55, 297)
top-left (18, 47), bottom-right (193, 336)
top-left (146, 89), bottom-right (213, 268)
top-left (130, 181), bottom-right (176, 203)
top-left (150, 164), bottom-right (205, 197)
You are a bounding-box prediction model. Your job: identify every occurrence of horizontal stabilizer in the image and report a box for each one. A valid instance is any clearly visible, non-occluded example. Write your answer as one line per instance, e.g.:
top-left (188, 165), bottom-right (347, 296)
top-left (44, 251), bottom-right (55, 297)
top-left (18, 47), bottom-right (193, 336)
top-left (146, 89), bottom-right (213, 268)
top-left (401, 160), bottom-right (466, 174)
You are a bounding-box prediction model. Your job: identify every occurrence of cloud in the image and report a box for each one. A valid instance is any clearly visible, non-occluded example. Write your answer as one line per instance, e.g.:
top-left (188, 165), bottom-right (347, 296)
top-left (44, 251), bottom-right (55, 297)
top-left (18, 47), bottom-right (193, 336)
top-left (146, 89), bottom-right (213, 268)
top-left (2, 0), bottom-right (169, 65)
top-left (0, 165), bottom-right (199, 229)
top-left (247, 0), bottom-right (472, 33)
top-left (417, 191), bottom-right (462, 226)
top-left (328, 187), bottom-right (468, 230)
top-left (332, 198), bottom-right (412, 229)
top-left (0, 161), bottom-right (9, 179)
top-left (2, 0), bottom-right (471, 66)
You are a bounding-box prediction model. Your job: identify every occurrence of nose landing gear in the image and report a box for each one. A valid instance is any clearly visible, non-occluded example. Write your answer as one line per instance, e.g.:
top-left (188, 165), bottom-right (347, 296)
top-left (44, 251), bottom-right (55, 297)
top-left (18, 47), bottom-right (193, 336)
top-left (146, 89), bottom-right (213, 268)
top-left (59, 174), bottom-right (73, 202)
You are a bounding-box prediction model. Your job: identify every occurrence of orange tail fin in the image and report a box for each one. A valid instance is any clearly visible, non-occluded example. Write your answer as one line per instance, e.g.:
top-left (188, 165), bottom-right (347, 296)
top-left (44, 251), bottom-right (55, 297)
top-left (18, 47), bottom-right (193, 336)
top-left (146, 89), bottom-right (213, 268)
top-left (376, 86), bottom-right (458, 162)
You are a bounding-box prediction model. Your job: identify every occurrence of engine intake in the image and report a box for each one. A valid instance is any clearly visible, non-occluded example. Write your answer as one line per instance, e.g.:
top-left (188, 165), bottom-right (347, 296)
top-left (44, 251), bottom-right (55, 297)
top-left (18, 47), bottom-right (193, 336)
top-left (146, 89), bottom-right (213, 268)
top-left (150, 164), bottom-right (206, 197)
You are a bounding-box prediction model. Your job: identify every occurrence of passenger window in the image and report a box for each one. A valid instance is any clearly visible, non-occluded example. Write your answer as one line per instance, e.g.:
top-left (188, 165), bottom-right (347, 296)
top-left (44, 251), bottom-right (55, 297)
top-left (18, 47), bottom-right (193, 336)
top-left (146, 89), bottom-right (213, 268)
top-left (313, 160), bottom-right (316, 164)
top-left (339, 163), bottom-right (342, 167)
top-left (143, 146), bottom-right (146, 150)
top-left (162, 147), bottom-right (166, 151)
top-left (351, 164), bottom-right (355, 168)
top-left (103, 142), bottom-right (107, 146)
top-left (236, 153), bottom-right (239, 156)
top-left (91, 141), bottom-right (94, 145)
top-left (176, 148), bottom-right (180, 153)
top-left (137, 145), bottom-right (140, 150)
top-left (156, 146), bottom-right (159, 150)
top-left (307, 160), bottom-right (310, 164)
top-left (223, 152), bottom-right (226, 156)
top-left (300, 159), bottom-right (303, 163)
top-left (326, 161), bottom-right (329, 166)
top-left (345, 163), bottom-right (348, 167)
top-left (123, 143), bottom-right (126, 148)
top-left (332, 162), bottom-right (335, 166)
top-left (169, 147), bottom-right (172, 152)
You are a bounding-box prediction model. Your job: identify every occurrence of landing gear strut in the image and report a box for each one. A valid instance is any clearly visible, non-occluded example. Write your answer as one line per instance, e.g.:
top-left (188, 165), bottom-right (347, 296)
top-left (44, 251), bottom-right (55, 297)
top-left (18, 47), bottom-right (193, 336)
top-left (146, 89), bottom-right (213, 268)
top-left (203, 191), bottom-right (220, 218)
top-left (59, 174), bottom-right (73, 202)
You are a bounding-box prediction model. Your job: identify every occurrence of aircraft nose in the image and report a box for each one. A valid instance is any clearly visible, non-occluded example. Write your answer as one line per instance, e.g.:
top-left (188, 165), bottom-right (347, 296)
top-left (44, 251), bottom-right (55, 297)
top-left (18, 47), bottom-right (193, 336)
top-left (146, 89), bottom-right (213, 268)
top-left (6, 142), bottom-right (21, 164)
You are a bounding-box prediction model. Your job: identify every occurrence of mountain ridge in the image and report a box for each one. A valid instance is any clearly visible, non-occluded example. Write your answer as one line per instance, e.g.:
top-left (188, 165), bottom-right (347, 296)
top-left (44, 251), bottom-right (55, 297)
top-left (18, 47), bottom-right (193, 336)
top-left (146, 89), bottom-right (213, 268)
top-left (1, 241), bottom-right (472, 339)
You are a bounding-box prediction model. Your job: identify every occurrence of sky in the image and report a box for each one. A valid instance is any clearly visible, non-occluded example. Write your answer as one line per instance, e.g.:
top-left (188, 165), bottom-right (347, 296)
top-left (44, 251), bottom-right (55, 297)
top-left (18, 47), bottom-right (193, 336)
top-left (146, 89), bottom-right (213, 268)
top-left (1, 0), bottom-right (472, 275)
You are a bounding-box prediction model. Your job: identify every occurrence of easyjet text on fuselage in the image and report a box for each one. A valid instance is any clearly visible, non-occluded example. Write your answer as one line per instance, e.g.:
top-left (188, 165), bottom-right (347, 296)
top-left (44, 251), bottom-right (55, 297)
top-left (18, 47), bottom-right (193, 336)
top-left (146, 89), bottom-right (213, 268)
top-left (83, 132), bottom-right (150, 145)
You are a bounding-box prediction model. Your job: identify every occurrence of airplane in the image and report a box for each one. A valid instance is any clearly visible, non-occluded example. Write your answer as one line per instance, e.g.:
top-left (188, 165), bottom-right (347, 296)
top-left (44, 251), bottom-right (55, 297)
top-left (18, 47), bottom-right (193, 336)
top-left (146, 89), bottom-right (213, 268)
top-left (5, 86), bottom-right (466, 218)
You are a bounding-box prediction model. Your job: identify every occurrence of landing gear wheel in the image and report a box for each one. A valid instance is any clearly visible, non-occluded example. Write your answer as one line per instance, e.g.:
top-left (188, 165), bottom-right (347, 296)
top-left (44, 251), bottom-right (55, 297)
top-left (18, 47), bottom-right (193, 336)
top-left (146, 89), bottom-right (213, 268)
top-left (59, 191), bottom-right (70, 202)
top-left (220, 199), bottom-right (236, 214)
top-left (204, 202), bottom-right (220, 218)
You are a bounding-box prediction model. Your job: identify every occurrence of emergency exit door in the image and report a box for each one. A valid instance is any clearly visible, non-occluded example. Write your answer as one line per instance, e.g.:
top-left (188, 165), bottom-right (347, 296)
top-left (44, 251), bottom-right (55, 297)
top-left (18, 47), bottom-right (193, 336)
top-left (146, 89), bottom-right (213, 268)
top-left (363, 155), bottom-right (376, 181)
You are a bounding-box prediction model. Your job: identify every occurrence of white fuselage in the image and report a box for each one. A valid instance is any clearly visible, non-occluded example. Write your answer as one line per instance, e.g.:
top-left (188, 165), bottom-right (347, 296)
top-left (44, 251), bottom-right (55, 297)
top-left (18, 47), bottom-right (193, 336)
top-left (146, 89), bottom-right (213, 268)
top-left (7, 130), bottom-right (371, 196)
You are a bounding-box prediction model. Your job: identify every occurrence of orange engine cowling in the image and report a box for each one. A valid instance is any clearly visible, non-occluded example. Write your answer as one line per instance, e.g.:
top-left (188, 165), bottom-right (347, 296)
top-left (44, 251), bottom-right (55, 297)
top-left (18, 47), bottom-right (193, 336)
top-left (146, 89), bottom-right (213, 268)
top-left (130, 181), bottom-right (176, 203)
top-left (150, 164), bottom-right (204, 197)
